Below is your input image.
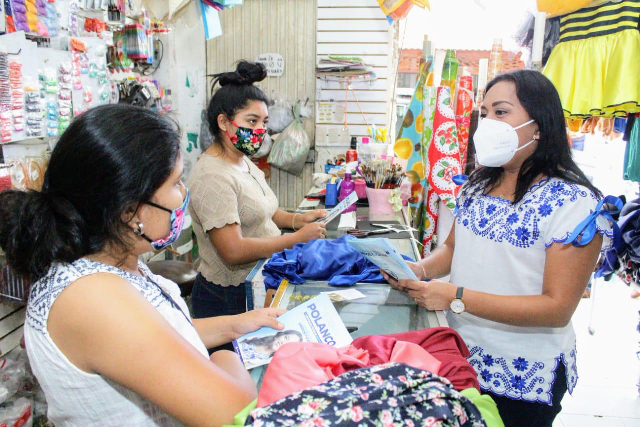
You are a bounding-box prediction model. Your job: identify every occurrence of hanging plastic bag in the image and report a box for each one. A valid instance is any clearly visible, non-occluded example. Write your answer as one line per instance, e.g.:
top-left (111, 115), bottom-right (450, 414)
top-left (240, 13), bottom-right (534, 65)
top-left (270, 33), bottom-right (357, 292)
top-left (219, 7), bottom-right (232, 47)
top-left (199, 109), bottom-right (214, 152)
top-left (251, 132), bottom-right (273, 159)
top-left (267, 97), bottom-right (294, 134)
top-left (267, 101), bottom-right (310, 176)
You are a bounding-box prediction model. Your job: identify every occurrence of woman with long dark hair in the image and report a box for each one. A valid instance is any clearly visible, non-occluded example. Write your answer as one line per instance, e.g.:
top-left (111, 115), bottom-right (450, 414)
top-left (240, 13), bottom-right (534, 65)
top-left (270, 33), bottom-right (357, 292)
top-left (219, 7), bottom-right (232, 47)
top-left (188, 61), bottom-right (326, 336)
top-left (0, 104), bottom-right (286, 426)
top-left (383, 70), bottom-right (613, 426)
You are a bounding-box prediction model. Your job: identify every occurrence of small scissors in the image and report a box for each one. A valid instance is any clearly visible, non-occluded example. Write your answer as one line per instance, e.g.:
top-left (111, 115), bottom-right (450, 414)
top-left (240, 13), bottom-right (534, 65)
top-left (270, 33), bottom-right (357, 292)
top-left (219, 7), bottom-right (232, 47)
top-left (346, 228), bottom-right (392, 238)
top-left (371, 223), bottom-right (417, 233)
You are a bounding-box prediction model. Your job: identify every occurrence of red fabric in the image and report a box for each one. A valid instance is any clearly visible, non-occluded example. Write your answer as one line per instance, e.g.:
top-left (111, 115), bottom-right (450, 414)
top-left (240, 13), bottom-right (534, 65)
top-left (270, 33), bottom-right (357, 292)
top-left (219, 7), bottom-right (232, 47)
top-left (351, 327), bottom-right (479, 392)
top-left (258, 340), bottom-right (443, 407)
top-left (0, 176), bottom-right (12, 192)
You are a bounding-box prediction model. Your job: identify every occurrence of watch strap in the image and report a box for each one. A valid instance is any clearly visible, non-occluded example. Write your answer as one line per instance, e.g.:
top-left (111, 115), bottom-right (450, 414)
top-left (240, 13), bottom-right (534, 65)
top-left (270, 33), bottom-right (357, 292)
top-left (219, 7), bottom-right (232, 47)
top-left (455, 286), bottom-right (464, 300)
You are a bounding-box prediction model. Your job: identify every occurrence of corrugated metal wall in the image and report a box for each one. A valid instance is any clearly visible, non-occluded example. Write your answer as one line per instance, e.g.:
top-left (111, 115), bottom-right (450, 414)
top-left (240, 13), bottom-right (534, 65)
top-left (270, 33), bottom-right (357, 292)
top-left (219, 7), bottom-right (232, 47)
top-left (205, 0), bottom-right (317, 210)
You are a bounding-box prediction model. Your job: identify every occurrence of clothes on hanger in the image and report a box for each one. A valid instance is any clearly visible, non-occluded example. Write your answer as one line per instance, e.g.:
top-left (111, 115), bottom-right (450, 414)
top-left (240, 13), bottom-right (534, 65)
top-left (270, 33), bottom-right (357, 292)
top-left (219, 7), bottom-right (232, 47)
top-left (624, 115), bottom-right (640, 182)
top-left (543, 0), bottom-right (640, 118)
top-left (247, 363), bottom-right (486, 427)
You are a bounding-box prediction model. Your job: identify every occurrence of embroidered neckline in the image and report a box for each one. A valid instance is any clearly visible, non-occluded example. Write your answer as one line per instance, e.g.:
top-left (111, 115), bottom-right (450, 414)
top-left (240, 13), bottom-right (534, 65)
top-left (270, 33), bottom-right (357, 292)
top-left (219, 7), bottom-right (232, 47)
top-left (480, 177), bottom-right (552, 205)
top-left (456, 178), bottom-right (595, 249)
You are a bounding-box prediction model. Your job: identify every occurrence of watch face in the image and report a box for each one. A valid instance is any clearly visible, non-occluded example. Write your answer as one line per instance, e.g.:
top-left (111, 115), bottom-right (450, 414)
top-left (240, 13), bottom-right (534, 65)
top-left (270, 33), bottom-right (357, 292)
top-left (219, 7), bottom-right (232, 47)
top-left (450, 299), bottom-right (465, 314)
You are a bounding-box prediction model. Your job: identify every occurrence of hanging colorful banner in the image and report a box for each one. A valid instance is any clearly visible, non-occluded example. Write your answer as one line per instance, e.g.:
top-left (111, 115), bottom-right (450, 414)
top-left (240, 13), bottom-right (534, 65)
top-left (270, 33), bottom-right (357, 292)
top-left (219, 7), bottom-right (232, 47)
top-left (456, 75), bottom-right (474, 169)
top-left (394, 63), bottom-right (429, 208)
top-left (422, 86), bottom-right (462, 253)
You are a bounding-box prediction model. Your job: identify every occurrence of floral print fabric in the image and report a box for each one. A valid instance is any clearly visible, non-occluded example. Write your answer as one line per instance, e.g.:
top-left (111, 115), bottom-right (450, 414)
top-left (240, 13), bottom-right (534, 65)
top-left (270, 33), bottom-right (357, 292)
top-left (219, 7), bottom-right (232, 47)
top-left (246, 363), bottom-right (486, 426)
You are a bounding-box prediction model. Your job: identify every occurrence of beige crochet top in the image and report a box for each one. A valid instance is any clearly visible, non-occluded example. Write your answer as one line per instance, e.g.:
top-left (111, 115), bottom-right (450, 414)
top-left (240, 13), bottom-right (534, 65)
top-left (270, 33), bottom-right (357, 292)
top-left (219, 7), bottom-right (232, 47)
top-left (188, 154), bottom-right (280, 286)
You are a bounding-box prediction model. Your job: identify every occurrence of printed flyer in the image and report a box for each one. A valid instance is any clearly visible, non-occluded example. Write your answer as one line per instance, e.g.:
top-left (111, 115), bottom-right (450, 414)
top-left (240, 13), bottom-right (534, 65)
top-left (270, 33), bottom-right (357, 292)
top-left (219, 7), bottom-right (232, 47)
top-left (347, 238), bottom-right (418, 281)
top-left (233, 294), bottom-right (352, 369)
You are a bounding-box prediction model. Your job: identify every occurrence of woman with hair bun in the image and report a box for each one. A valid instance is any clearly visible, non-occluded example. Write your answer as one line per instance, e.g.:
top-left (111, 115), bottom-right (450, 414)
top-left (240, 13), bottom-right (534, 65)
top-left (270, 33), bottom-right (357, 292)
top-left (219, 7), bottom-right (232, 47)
top-left (188, 61), bottom-right (326, 341)
top-left (0, 104), bottom-right (287, 426)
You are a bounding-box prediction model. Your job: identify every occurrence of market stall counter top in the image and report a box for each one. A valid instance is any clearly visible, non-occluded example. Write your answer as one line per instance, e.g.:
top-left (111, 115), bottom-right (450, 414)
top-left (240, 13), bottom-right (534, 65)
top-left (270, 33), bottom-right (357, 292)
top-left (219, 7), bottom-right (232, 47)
top-left (243, 187), bottom-right (448, 386)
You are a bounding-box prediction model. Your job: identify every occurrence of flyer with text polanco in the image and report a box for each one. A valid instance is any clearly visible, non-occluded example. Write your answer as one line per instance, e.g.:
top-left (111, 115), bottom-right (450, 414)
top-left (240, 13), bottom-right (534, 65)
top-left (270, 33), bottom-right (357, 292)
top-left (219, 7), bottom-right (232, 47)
top-left (232, 294), bottom-right (352, 369)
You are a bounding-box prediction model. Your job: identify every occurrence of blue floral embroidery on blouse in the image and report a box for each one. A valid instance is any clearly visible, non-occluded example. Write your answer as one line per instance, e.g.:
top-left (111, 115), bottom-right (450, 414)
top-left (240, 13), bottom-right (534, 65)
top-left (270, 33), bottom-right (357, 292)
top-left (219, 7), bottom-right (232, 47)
top-left (513, 357), bottom-right (529, 372)
top-left (455, 178), bottom-right (593, 249)
top-left (468, 344), bottom-right (579, 404)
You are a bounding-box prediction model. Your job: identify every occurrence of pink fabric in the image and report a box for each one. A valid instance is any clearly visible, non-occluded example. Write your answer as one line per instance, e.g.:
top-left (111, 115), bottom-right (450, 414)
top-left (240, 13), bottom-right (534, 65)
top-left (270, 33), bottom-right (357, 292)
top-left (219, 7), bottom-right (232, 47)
top-left (390, 341), bottom-right (442, 374)
top-left (258, 341), bottom-right (444, 407)
top-left (351, 327), bottom-right (480, 391)
top-left (257, 343), bottom-right (369, 408)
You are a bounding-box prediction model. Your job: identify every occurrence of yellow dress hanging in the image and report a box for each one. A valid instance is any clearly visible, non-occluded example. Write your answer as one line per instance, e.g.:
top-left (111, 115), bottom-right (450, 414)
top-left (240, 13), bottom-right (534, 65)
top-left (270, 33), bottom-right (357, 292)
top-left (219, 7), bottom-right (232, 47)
top-left (543, 0), bottom-right (640, 118)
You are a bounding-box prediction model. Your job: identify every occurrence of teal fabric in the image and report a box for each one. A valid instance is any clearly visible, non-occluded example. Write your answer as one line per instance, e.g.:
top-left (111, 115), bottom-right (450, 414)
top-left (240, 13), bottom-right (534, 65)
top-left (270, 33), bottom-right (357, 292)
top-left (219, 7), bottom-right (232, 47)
top-left (624, 117), bottom-right (640, 182)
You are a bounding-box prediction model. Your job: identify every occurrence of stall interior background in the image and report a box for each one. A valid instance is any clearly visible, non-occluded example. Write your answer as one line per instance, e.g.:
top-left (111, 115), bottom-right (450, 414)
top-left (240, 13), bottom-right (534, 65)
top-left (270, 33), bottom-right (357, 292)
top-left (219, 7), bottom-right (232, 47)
top-left (0, 0), bottom-right (638, 425)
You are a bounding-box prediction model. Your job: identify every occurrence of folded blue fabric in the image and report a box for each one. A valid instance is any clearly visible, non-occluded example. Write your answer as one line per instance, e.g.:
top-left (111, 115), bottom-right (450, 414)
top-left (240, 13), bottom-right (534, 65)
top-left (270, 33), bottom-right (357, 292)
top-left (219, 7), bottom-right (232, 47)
top-left (262, 235), bottom-right (413, 289)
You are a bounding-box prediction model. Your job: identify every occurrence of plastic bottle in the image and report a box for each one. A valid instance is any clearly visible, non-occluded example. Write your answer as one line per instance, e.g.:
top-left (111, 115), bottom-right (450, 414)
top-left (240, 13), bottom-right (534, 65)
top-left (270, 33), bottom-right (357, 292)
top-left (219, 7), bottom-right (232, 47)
top-left (441, 49), bottom-right (458, 100)
top-left (346, 136), bottom-right (358, 163)
top-left (359, 136), bottom-right (371, 163)
top-left (488, 38), bottom-right (503, 81)
top-left (338, 172), bottom-right (357, 213)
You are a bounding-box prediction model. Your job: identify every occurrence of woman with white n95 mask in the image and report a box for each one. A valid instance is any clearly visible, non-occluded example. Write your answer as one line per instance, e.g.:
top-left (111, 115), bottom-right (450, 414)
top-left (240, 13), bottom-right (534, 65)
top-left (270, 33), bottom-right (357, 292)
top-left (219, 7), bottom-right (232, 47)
top-left (381, 70), bottom-right (618, 427)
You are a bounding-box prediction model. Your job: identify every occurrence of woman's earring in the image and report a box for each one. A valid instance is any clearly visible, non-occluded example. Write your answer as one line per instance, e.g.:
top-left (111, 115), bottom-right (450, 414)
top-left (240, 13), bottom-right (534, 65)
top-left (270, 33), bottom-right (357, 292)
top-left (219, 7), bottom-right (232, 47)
top-left (133, 221), bottom-right (145, 236)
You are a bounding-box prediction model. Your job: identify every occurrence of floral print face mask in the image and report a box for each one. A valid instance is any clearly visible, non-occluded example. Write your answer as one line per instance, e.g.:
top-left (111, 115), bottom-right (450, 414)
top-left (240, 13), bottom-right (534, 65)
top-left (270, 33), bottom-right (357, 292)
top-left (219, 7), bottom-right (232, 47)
top-left (226, 120), bottom-right (266, 156)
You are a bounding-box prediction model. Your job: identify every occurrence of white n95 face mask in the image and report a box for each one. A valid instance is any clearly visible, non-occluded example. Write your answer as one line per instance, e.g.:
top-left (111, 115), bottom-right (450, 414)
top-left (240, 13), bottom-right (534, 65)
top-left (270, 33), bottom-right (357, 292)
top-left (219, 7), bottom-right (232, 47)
top-left (473, 118), bottom-right (535, 167)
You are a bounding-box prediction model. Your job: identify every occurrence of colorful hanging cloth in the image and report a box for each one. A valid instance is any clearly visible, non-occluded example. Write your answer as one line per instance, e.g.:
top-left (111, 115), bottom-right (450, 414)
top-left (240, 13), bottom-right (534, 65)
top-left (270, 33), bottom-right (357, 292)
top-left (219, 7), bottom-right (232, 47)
top-left (421, 86), bottom-right (463, 253)
top-left (543, 0), bottom-right (640, 118)
top-left (394, 62), bottom-right (429, 209)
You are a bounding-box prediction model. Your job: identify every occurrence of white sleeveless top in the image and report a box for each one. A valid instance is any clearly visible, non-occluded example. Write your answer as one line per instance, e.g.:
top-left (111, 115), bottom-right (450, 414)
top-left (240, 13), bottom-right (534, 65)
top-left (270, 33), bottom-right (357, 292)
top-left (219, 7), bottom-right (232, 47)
top-left (448, 178), bottom-right (612, 405)
top-left (24, 258), bottom-right (209, 426)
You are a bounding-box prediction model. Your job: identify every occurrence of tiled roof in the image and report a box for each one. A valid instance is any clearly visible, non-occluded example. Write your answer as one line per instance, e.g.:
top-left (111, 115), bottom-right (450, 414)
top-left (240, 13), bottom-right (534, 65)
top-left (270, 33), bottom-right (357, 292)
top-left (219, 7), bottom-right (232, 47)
top-left (398, 48), bottom-right (525, 75)
top-left (398, 48), bottom-right (422, 73)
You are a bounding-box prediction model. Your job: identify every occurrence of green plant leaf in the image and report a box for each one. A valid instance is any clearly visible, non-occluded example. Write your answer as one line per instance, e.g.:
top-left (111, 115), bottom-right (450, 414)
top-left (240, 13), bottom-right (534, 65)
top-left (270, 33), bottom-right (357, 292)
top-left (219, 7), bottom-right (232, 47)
top-left (437, 169), bottom-right (445, 178)
top-left (442, 161), bottom-right (449, 167)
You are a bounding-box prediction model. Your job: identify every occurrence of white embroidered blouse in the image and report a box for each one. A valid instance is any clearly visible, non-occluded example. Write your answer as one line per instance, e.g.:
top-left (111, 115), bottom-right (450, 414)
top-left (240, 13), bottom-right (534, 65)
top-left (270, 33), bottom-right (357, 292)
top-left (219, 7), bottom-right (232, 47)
top-left (447, 177), bottom-right (612, 404)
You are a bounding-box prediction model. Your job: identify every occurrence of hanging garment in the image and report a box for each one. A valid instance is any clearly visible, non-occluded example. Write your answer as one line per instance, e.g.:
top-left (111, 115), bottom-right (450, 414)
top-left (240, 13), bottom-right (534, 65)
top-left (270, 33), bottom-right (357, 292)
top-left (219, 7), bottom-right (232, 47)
top-left (615, 117), bottom-right (628, 134)
top-left (460, 388), bottom-right (505, 427)
top-left (457, 77), bottom-right (475, 169)
top-left (247, 363), bottom-right (486, 427)
top-left (580, 116), bottom-right (599, 134)
top-left (262, 235), bottom-right (413, 289)
top-left (543, 0), bottom-right (640, 118)
top-left (624, 115), bottom-right (640, 181)
top-left (421, 86), bottom-right (463, 254)
top-left (352, 327), bottom-right (480, 392)
top-left (597, 118), bottom-right (614, 136)
top-left (394, 62), bottom-right (430, 209)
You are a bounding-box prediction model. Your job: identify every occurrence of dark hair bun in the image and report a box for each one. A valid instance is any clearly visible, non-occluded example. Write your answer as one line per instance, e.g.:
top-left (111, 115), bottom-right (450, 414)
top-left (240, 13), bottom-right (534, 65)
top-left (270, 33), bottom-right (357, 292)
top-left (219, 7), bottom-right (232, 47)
top-left (215, 60), bottom-right (267, 87)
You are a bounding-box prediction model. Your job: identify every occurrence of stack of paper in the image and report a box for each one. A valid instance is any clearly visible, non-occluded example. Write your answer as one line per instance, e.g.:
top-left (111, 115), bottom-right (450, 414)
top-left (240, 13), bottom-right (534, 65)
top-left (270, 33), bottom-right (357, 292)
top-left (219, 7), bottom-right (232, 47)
top-left (316, 55), bottom-right (377, 82)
